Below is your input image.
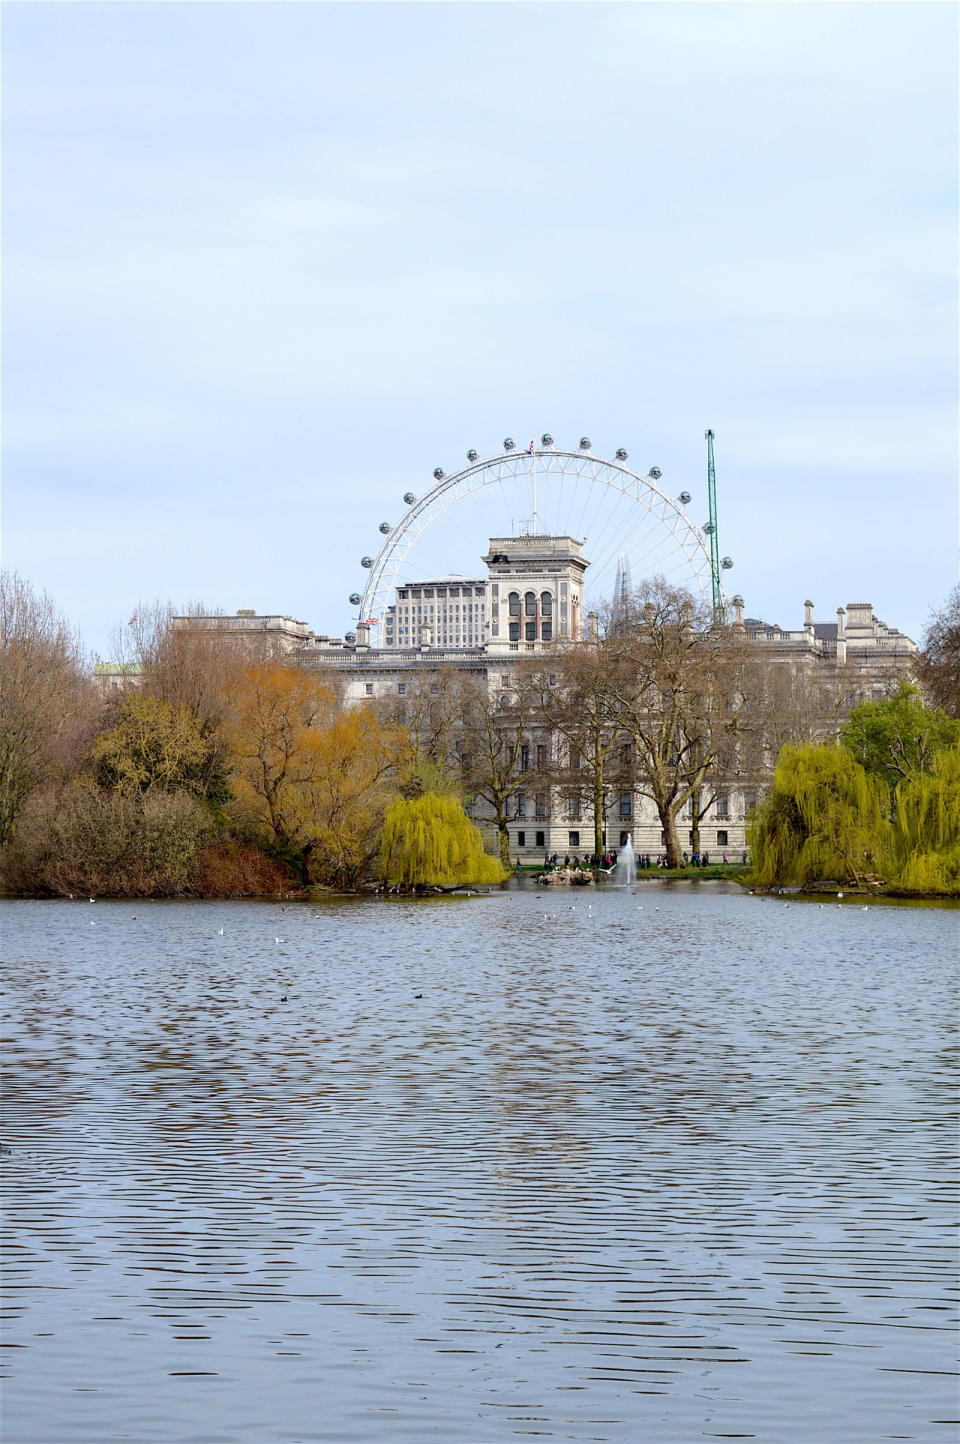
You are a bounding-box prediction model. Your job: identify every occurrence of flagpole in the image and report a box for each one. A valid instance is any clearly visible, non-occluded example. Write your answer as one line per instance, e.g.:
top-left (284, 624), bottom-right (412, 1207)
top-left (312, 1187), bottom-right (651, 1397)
top-left (532, 443), bottom-right (537, 534)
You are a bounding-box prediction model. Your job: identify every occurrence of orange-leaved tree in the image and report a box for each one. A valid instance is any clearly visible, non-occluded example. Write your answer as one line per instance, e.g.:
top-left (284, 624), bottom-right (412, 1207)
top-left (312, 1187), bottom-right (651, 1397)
top-left (224, 663), bottom-right (409, 887)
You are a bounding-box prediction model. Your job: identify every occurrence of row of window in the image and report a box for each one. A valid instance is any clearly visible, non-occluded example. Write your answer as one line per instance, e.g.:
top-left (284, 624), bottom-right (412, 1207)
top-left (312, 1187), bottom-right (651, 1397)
top-left (507, 590), bottom-right (553, 643)
top-left (512, 829), bottom-right (732, 850)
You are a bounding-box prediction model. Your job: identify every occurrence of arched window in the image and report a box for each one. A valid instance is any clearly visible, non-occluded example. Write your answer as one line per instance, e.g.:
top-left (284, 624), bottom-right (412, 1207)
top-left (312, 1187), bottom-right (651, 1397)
top-left (524, 592), bottom-right (537, 615)
top-left (508, 591), bottom-right (521, 641)
top-left (540, 591), bottom-right (552, 617)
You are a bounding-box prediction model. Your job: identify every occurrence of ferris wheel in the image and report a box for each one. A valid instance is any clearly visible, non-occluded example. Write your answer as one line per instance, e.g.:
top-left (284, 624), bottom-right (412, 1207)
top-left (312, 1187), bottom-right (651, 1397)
top-left (349, 434), bottom-right (733, 642)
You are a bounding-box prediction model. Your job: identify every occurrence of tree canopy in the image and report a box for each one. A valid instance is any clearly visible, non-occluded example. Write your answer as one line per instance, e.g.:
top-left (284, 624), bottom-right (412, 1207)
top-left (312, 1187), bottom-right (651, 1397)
top-left (840, 681), bottom-right (960, 794)
top-left (380, 791), bottom-right (504, 888)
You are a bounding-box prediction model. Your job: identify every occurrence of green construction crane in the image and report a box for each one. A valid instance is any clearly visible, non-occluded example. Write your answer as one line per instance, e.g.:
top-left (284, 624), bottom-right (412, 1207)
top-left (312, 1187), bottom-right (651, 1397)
top-left (704, 428), bottom-right (724, 622)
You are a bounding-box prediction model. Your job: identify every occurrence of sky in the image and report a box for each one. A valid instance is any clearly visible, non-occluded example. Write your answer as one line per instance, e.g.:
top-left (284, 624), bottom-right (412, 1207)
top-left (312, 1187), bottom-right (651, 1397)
top-left (3, 1), bottom-right (957, 660)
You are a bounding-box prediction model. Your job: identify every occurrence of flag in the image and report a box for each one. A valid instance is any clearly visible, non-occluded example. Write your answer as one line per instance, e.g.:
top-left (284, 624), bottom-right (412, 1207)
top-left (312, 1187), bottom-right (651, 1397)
top-left (527, 441), bottom-right (535, 454)
top-left (128, 611), bottom-right (138, 625)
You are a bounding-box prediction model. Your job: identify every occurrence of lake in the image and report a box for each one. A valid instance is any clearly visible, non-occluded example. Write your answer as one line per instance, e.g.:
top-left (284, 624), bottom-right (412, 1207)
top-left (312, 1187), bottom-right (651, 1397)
top-left (2, 883), bottom-right (957, 1442)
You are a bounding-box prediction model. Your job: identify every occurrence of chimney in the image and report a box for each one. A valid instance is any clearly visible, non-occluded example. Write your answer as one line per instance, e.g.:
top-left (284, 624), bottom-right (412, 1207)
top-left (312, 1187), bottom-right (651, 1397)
top-left (836, 607), bottom-right (846, 666)
top-left (804, 599), bottom-right (815, 644)
top-left (355, 622), bottom-right (370, 650)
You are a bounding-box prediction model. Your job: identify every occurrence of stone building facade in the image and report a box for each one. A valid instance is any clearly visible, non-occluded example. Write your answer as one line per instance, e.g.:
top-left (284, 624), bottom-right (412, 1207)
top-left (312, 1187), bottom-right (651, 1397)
top-left (294, 538), bottom-right (917, 863)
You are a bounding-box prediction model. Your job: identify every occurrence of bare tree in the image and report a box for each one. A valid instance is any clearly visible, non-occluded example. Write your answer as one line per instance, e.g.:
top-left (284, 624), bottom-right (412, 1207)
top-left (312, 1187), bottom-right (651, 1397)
top-left (917, 584), bottom-right (960, 718)
top-left (531, 645), bottom-right (624, 859)
top-left (457, 670), bottom-right (543, 868)
top-left (0, 572), bottom-right (94, 849)
top-left (606, 581), bottom-right (746, 867)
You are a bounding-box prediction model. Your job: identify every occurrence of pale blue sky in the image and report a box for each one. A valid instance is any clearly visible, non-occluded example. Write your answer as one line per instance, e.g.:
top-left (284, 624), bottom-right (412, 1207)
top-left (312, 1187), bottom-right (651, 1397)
top-left (3, 1), bottom-right (957, 658)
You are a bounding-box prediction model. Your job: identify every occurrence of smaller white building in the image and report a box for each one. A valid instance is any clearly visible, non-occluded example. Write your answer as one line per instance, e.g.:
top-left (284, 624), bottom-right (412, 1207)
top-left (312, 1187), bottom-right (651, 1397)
top-left (382, 576), bottom-right (487, 649)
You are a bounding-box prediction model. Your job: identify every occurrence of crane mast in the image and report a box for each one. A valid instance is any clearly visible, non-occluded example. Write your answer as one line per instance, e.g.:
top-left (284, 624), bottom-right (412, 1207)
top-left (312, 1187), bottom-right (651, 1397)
top-left (705, 428), bottom-right (724, 621)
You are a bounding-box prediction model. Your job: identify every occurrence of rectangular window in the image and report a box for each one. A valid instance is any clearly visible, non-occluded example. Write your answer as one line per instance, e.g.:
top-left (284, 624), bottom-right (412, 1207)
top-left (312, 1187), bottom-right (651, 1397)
top-left (509, 622), bottom-right (520, 642)
top-left (568, 831), bottom-right (580, 848)
top-left (520, 744), bottom-right (529, 771)
top-left (716, 795), bottom-right (730, 820)
top-left (569, 746), bottom-right (581, 770)
top-left (517, 830), bottom-right (525, 848)
top-left (535, 793), bottom-right (548, 818)
top-left (525, 621), bottom-right (536, 641)
top-left (516, 792), bottom-right (526, 818)
top-left (717, 830), bottom-right (729, 846)
top-left (537, 744), bottom-right (547, 768)
top-left (397, 683), bottom-right (406, 695)
top-left (743, 791), bottom-right (757, 815)
top-left (364, 683), bottom-right (373, 696)
top-left (567, 795), bottom-right (580, 817)
top-left (619, 792), bottom-right (632, 817)
top-left (535, 830), bottom-right (545, 848)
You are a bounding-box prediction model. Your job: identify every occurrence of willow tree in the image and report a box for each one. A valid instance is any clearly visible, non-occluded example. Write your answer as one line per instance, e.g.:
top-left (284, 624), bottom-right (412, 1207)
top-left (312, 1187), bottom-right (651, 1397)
top-left (749, 743), bottom-right (890, 887)
top-left (890, 743), bottom-right (960, 894)
top-left (380, 791), bottom-right (505, 889)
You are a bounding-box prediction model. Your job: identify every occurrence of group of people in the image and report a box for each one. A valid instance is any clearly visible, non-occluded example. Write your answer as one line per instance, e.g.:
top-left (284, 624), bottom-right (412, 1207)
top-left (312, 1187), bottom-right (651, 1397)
top-left (514, 847), bottom-right (749, 874)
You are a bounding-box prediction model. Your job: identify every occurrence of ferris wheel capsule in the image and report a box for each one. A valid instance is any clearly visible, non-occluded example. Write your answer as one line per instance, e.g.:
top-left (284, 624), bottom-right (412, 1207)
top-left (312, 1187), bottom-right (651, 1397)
top-left (379, 522), bottom-right (391, 534)
top-left (678, 490), bottom-right (691, 505)
top-left (702, 523), bottom-right (714, 535)
top-left (349, 592), bottom-right (362, 606)
top-left (503, 437), bottom-right (516, 451)
top-left (361, 555), bottom-right (373, 568)
top-left (466, 449), bottom-right (479, 462)
top-left (433, 468), bottom-right (444, 480)
top-left (579, 436), bottom-right (592, 450)
top-left (721, 556), bottom-right (734, 569)
top-left (345, 631), bottom-right (357, 643)
top-left (615, 448), bottom-right (628, 461)
top-left (403, 491), bottom-right (416, 505)
top-left (649, 466), bottom-right (662, 480)
top-left (541, 433), bottom-right (554, 446)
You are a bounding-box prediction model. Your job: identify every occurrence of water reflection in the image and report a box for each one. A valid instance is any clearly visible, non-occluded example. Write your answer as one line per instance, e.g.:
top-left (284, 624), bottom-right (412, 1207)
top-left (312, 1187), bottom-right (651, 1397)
top-left (2, 889), bottom-right (957, 1442)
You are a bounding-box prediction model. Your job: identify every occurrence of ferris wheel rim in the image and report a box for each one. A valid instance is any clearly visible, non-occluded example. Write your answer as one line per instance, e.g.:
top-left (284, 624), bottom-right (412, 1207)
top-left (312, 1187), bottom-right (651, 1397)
top-left (358, 447), bottom-right (724, 632)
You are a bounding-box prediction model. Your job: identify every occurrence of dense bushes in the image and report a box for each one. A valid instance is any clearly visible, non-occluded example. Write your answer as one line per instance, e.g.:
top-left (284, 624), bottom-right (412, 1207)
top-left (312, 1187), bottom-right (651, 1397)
top-left (6, 782), bottom-right (211, 897)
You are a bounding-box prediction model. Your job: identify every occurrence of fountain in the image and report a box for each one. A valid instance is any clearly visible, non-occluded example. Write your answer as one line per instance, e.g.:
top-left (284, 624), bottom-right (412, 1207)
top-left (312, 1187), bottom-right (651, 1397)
top-left (615, 834), bottom-right (636, 886)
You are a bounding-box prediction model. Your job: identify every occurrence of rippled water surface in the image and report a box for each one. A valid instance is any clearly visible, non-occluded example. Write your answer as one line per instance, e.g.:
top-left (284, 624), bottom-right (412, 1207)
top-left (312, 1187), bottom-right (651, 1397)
top-left (2, 885), bottom-right (957, 1443)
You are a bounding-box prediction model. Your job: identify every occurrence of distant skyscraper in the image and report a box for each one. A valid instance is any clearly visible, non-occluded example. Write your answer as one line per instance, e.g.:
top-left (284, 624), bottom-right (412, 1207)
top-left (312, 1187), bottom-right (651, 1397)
top-left (614, 552), bottom-right (632, 611)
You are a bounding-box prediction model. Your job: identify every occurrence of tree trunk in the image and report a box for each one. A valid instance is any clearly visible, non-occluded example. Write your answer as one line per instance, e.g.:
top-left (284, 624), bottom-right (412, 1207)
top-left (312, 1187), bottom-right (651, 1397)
top-left (690, 785), bottom-right (700, 857)
top-left (593, 774), bottom-right (605, 859)
top-left (659, 804), bottom-right (681, 868)
top-left (496, 807), bottom-right (511, 869)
